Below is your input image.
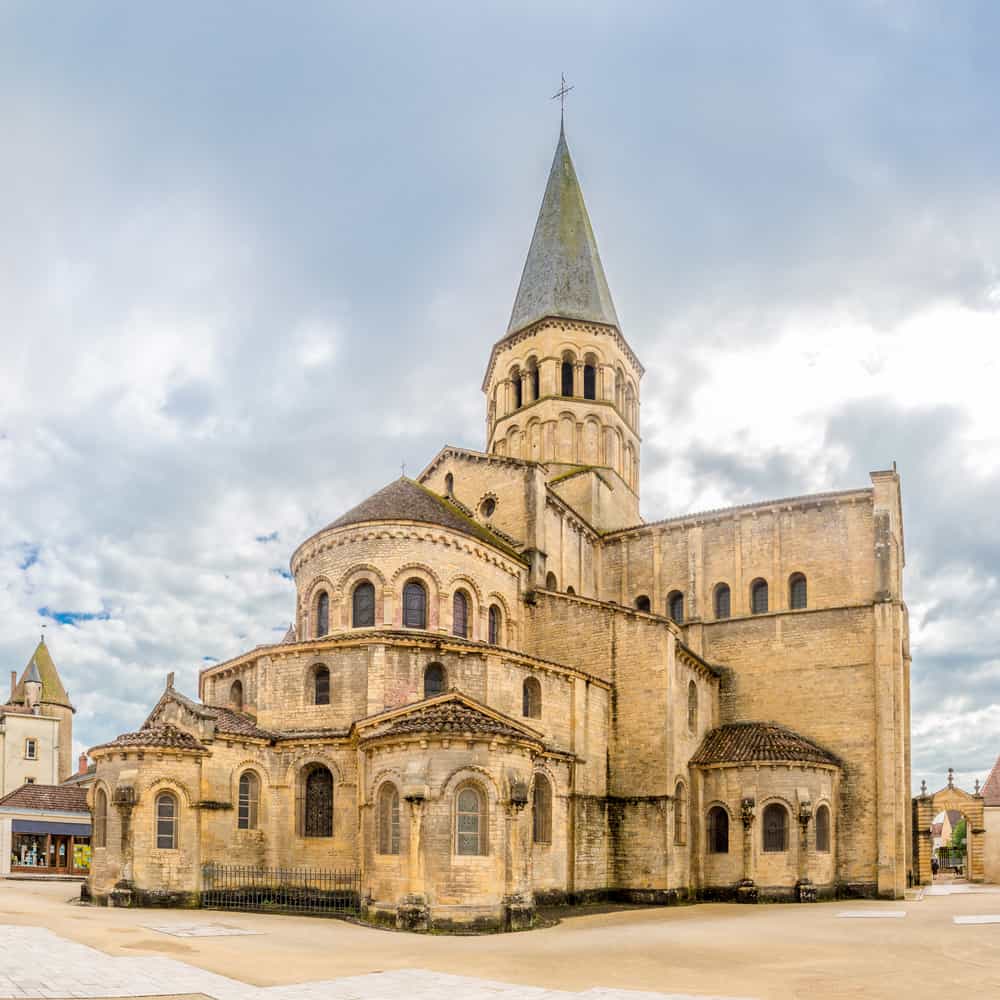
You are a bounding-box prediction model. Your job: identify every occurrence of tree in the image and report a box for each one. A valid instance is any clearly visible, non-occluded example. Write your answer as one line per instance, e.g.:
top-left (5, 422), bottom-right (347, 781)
top-left (950, 818), bottom-right (967, 851)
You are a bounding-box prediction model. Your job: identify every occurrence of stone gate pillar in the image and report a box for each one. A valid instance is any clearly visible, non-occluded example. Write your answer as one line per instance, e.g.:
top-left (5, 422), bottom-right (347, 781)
top-left (912, 787), bottom-right (934, 886)
top-left (738, 796), bottom-right (758, 903)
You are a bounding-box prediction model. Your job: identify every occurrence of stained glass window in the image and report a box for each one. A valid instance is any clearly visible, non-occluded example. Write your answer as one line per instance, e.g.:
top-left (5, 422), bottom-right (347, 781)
top-left (456, 786), bottom-right (485, 855)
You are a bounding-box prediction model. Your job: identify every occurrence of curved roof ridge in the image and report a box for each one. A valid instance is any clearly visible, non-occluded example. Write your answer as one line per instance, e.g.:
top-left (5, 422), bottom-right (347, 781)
top-left (691, 720), bottom-right (840, 768)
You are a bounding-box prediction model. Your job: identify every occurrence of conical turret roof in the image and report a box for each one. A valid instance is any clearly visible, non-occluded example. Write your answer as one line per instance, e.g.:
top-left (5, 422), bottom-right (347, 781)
top-left (507, 125), bottom-right (619, 336)
top-left (8, 639), bottom-right (73, 711)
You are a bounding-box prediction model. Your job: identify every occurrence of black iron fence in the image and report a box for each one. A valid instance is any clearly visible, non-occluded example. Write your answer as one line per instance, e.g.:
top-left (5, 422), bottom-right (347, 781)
top-left (200, 863), bottom-right (361, 916)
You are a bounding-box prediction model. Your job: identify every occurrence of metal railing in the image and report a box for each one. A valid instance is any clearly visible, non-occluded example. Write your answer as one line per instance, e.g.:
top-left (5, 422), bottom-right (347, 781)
top-left (200, 862), bottom-right (361, 916)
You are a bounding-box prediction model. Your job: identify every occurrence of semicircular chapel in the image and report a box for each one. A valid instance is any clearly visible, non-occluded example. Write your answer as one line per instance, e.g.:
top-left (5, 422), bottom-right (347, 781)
top-left (87, 122), bottom-right (911, 931)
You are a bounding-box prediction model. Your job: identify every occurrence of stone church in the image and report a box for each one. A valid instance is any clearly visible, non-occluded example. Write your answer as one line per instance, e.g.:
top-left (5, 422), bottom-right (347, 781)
top-left (88, 124), bottom-right (912, 929)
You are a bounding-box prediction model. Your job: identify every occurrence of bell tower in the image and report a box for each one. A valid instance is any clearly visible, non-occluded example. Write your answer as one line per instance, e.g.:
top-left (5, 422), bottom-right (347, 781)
top-left (482, 124), bottom-right (643, 527)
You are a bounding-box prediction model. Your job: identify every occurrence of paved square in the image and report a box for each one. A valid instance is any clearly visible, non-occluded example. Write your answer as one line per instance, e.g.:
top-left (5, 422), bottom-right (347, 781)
top-left (142, 923), bottom-right (262, 938)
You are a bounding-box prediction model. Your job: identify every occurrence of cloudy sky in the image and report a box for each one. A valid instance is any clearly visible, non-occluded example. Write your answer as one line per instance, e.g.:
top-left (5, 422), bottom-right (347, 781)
top-left (2, 2), bottom-right (998, 792)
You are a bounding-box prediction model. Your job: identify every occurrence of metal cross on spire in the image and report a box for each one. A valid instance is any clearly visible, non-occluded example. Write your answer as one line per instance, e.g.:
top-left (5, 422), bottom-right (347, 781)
top-left (551, 73), bottom-right (574, 127)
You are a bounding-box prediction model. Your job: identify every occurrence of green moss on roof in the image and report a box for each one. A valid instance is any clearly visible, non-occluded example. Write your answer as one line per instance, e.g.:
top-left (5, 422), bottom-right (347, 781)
top-left (8, 640), bottom-right (73, 710)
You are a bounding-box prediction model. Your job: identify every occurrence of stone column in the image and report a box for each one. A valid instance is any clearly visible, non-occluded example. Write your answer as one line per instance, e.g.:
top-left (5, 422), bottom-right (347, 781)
top-left (573, 362), bottom-right (584, 398)
top-left (738, 796), bottom-right (758, 903)
top-left (397, 795), bottom-right (429, 930)
top-left (796, 800), bottom-right (816, 902)
top-left (110, 783), bottom-right (137, 907)
top-left (503, 774), bottom-right (534, 930)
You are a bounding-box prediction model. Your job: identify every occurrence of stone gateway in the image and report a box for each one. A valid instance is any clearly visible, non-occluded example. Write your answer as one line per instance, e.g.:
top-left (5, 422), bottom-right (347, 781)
top-left (88, 124), bottom-right (912, 930)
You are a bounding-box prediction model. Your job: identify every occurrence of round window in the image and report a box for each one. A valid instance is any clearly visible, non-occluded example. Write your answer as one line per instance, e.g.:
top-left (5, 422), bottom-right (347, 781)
top-left (480, 498), bottom-right (496, 519)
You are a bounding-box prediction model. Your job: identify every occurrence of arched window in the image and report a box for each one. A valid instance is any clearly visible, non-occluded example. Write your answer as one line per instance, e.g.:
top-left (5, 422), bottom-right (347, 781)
top-left (352, 581), bottom-right (375, 628)
top-left (315, 591), bottom-right (329, 637)
top-left (566, 585), bottom-right (575, 595)
top-left (530, 362), bottom-right (540, 401)
top-left (674, 782), bottom-right (687, 845)
top-left (815, 804), bottom-right (831, 853)
top-left (313, 664), bottom-right (330, 706)
top-left (444, 472), bottom-right (454, 495)
top-left (545, 572), bottom-right (558, 590)
top-left (789, 573), bottom-right (807, 610)
top-left (583, 363), bottom-right (596, 400)
top-left (303, 765), bottom-right (333, 837)
top-left (452, 589), bottom-right (469, 638)
top-left (635, 595), bottom-right (651, 612)
top-left (94, 788), bottom-right (108, 848)
top-left (513, 371), bottom-right (523, 409)
top-left (668, 591), bottom-right (684, 623)
top-left (751, 579), bottom-right (769, 615)
top-left (378, 783), bottom-right (401, 855)
top-left (238, 771), bottom-right (260, 830)
top-left (561, 359), bottom-right (574, 397)
top-left (480, 497), bottom-right (496, 519)
top-left (763, 803), bottom-right (788, 852)
top-left (687, 680), bottom-right (698, 733)
top-left (402, 580), bottom-right (427, 629)
top-left (424, 662), bottom-right (446, 698)
top-left (229, 680), bottom-right (244, 712)
top-left (533, 774), bottom-right (552, 844)
top-left (155, 792), bottom-right (178, 850)
top-left (488, 604), bottom-right (501, 644)
top-left (455, 784), bottom-right (487, 855)
top-left (522, 676), bottom-right (542, 718)
top-left (707, 806), bottom-right (729, 854)
top-left (714, 584), bottom-right (731, 620)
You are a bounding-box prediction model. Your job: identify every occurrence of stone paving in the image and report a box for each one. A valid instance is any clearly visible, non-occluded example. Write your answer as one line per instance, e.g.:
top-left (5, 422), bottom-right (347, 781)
top-left (0, 926), bottom-right (756, 1000)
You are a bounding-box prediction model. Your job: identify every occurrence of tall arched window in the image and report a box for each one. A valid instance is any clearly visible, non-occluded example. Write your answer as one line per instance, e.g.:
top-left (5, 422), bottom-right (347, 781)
top-left (155, 792), bottom-right (178, 850)
top-left (352, 581), bottom-right (375, 627)
top-left (229, 680), bottom-right (244, 712)
top-left (452, 590), bottom-right (469, 638)
top-left (561, 359), bottom-right (574, 397)
top-left (403, 580), bottom-right (427, 629)
top-left (424, 662), bottom-right (445, 697)
top-left (815, 804), bottom-right (831, 852)
top-left (668, 591), bottom-right (684, 623)
top-left (94, 788), bottom-right (108, 848)
top-left (315, 591), bottom-right (329, 637)
top-left (635, 595), bottom-right (651, 612)
top-left (533, 775), bottom-right (552, 844)
top-left (303, 765), bottom-right (333, 837)
top-left (455, 784), bottom-right (486, 855)
top-left (488, 604), bottom-right (501, 645)
top-left (687, 680), bottom-right (698, 733)
top-left (674, 782), bottom-right (687, 845)
top-left (238, 771), bottom-right (260, 830)
top-left (513, 370), bottom-right (523, 409)
top-left (714, 583), bottom-right (731, 620)
top-left (522, 677), bottom-right (542, 718)
top-left (313, 664), bottom-right (330, 706)
top-left (445, 473), bottom-right (454, 495)
top-left (583, 362), bottom-right (597, 400)
top-left (789, 573), bottom-right (807, 610)
top-left (707, 805), bottom-right (729, 854)
top-left (529, 362), bottom-right (540, 401)
top-left (545, 572), bottom-right (558, 590)
top-left (763, 803), bottom-right (788, 852)
top-left (378, 783), bottom-right (401, 855)
top-left (751, 579), bottom-right (769, 615)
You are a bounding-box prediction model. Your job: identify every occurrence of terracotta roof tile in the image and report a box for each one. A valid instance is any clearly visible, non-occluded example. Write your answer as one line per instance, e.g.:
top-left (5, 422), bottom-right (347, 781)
top-left (981, 755), bottom-right (1000, 807)
top-left (371, 699), bottom-right (540, 744)
top-left (691, 722), bottom-right (840, 768)
top-left (204, 706), bottom-right (275, 741)
top-left (91, 724), bottom-right (208, 753)
top-left (0, 783), bottom-right (89, 813)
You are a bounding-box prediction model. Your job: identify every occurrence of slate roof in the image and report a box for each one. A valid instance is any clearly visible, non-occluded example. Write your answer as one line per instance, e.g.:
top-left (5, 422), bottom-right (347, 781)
top-left (91, 724), bottom-right (208, 753)
top-left (982, 755), bottom-right (1000, 807)
top-left (0, 783), bottom-right (89, 813)
top-left (691, 722), bottom-right (840, 768)
top-left (320, 478), bottom-right (523, 560)
top-left (8, 639), bottom-right (73, 710)
top-left (369, 697), bottom-right (541, 744)
top-left (506, 124), bottom-right (619, 336)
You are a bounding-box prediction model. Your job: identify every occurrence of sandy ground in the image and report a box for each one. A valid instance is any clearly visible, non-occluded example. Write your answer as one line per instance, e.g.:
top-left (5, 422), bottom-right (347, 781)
top-left (1, 880), bottom-right (999, 999)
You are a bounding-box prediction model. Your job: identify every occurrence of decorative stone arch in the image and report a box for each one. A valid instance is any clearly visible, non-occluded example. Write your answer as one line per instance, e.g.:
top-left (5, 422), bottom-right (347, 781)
top-left (282, 751), bottom-right (345, 790)
top-left (672, 777), bottom-right (689, 845)
top-left (231, 762), bottom-right (268, 828)
top-left (305, 575), bottom-right (336, 637)
top-left (913, 781), bottom-right (985, 884)
top-left (476, 491), bottom-right (499, 521)
top-left (758, 794), bottom-right (795, 854)
top-left (506, 424), bottom-right (521, 459)
top-left (704, 799), bottom-right (733, 856)
top-left (391, 563), bottom-right (442, 630)
top-left (367, 764), bottom-right (406, 804)
top-left (440, 763), bottom-right (502, 804)
top-left (337, 564), bottom-right (387, 628)
top-left (447, 573), bottom-right (483, 640)
top-left (581, 414), bottom-right (601, 465)
top-left (141, 775), bottom-right (197, 808)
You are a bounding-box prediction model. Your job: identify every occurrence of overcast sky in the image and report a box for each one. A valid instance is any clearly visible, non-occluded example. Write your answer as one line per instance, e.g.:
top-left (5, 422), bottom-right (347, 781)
top-left (2, 2), bottom-right (998, 793)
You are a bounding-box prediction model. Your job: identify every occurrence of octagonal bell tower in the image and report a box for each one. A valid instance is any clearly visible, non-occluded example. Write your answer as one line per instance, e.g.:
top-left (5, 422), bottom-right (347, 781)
top-left (483, 124), bottom-right (643, 528)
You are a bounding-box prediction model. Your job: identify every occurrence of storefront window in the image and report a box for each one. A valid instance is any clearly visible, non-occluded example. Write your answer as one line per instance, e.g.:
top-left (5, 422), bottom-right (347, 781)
top-left (10, 833), bottom-right (90, 871)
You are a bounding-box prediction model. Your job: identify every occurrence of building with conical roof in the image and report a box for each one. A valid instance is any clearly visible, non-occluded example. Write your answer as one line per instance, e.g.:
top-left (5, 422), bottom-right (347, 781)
top-left (88, 123), bottom-right (911, 925)
top-left (3, 638), bottom-right (75, 790)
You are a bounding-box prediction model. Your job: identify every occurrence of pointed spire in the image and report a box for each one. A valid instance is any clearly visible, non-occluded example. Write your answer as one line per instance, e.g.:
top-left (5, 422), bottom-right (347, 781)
top-left (8, 639), bottom-right (73, 710)
top-left (506, 126), bottom-right (619, 336)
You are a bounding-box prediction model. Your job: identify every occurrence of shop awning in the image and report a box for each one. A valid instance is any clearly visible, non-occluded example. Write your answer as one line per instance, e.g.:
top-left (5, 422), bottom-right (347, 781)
top-left (11, 820), bottom-right (90, 836)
